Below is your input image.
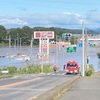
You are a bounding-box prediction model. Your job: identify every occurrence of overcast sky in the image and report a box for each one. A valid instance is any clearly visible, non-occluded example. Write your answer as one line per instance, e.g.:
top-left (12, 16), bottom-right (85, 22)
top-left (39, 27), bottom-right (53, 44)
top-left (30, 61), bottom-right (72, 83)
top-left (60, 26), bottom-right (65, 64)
top-left (0, 0), bottom-right (100, 29)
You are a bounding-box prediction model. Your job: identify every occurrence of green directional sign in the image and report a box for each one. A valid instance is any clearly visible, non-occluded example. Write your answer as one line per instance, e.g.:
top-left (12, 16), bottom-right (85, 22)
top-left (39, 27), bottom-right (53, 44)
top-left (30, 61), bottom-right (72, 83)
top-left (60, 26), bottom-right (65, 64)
top-left (73, 46), bottom-right (77, 52)
top-left (66, 45), bottom-right (77, 53)
top-left (90, 43), bottom-right (96, 47)
top-left (66, 47), bottom-right (73, 53)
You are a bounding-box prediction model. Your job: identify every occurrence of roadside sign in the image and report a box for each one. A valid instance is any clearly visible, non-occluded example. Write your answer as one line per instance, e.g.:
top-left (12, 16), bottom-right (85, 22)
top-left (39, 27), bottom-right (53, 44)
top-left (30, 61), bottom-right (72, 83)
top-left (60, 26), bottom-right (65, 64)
top-left (34, 31), bottom-right (54, 39)
top-left (66, 45), bottom-right (77, 53)
top-left (1, 70), bottom-right (9, 74)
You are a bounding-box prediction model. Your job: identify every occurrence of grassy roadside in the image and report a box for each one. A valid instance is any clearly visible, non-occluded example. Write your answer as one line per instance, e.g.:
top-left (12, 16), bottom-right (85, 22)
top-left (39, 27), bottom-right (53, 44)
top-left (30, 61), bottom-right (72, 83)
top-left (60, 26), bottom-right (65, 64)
top-left (0, 64), bottom-right (60, 78)
top-left (85, 64), bottom-right (95, 77)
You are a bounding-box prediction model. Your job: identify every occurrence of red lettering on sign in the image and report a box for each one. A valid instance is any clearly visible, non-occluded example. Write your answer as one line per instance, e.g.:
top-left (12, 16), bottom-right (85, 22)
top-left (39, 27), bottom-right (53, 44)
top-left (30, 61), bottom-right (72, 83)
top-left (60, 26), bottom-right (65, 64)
top-left (36, 33), bottom-right (40, 38)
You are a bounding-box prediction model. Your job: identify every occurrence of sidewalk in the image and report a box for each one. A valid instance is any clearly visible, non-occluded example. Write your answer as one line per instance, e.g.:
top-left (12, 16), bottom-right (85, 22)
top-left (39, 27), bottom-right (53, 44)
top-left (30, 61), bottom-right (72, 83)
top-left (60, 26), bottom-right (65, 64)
top-left (59, 73), bottom-right (100, 100)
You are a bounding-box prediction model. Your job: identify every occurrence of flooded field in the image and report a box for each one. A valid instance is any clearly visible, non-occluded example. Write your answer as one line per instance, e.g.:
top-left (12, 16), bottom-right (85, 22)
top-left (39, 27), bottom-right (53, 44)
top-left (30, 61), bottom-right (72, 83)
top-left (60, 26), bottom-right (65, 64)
top-left (0, 46), bottom-right (100, 71)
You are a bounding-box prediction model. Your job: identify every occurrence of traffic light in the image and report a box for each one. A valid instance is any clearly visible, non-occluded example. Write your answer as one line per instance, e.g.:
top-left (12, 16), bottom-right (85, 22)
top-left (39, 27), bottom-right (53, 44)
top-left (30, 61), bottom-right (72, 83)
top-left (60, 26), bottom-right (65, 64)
top-left (66, 33), bottom-right (72, 37)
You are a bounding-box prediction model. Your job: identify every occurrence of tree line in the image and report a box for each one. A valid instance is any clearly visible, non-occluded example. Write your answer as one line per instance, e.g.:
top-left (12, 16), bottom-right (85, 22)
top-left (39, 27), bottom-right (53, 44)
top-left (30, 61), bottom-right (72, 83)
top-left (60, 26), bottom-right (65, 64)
top-left (0, 25), bottom-right (98, 46)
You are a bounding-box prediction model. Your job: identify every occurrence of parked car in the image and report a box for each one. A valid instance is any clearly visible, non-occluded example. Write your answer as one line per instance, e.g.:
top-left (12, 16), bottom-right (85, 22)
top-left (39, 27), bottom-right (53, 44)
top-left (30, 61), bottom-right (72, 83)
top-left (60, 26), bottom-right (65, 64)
top-left (65, 60), bottom-right (80, 74)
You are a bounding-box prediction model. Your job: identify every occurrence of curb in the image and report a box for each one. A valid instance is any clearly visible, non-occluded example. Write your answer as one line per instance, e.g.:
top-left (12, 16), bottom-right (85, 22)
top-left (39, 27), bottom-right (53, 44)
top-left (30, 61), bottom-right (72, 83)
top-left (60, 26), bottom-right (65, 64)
top-left (32, 75), bottom-right (80, 100)
top-left (0, 76), bottom-right (12, 79)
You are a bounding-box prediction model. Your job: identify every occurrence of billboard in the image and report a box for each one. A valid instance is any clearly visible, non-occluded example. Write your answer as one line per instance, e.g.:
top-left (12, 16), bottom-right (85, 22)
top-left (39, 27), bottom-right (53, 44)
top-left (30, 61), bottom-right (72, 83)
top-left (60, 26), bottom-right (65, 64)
top-left (34, 31), bottom-right (54, 39)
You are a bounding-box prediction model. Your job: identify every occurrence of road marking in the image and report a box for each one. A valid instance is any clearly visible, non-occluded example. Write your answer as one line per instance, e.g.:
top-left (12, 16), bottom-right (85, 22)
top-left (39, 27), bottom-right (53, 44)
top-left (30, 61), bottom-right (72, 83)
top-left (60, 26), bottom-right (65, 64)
top-left (0, 77), bottom-right (42, 89)
top-left (0, 91), bottom-right (21, 97)
top-left (0, 88), bottom-right (49, 91)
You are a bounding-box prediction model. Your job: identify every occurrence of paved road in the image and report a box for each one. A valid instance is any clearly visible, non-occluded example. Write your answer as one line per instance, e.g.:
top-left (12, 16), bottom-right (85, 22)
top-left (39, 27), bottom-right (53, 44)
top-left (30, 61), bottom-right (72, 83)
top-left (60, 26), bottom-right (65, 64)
top-left (0, 71), bottom-right (76, 100)
top-left (59, 73), bottom-right (100, 100)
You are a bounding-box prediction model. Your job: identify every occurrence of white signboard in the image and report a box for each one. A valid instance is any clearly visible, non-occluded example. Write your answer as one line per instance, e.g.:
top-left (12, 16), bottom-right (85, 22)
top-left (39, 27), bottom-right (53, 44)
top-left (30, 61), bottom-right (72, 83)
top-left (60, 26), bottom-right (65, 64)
top-left (34, 31), bottom-right (54, 39)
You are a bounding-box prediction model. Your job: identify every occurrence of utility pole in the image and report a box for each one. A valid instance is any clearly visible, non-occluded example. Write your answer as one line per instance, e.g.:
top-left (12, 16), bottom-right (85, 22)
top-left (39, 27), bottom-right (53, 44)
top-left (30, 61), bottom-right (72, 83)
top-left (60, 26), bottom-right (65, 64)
top-left (14, 39), bottom-right (16, 48)
top-left (58, 37), bottom-right (61, 51)
top-left (9, 35), bottom-right (11, 66)
top-left (9, 35), bottom-right (11, 49)
top-left (20, 38), bottom-right (21, 49)
top-left (85, 29), bottom-right (89, 69)
top-left (84, 29), bottom-right (88, 71)
top-left (82, 21), bottom-right (85, 77)
top-left (17, 33), bottom-right (19, 47)
top-left (56, 35), bottom-right (58, 65)
top-left (30, 34), bottom-right (34, 65)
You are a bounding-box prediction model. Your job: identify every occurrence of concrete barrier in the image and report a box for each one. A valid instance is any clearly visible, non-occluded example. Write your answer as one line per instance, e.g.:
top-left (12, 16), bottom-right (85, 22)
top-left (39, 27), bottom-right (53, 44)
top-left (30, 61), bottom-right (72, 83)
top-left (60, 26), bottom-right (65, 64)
top-left (33, 75), bottom-right (80, 100)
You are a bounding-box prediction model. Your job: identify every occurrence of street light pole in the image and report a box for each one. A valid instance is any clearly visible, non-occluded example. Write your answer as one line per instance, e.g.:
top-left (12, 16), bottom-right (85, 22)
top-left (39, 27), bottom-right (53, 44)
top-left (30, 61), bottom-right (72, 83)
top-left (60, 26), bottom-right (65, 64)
top-left (82, 21), bottom-right (85, 77)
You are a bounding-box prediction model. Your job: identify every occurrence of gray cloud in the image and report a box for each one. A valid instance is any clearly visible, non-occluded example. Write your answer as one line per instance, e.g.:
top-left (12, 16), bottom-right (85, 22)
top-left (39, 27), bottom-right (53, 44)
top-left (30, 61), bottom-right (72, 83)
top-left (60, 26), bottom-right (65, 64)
top-left (0, 17), bottom-right (27, 28)
top-left (18, 12), bottom-right (83, 29)
top-left (85, 11), bottom-right (100, 28)
top-left (0, 11), bottom-right (100, 29)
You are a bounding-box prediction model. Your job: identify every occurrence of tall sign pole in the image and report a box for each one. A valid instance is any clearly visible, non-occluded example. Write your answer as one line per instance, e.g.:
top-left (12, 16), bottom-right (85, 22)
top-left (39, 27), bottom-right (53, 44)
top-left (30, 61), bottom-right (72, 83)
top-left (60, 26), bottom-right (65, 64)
top-left (34, 31), bottom-right (54, 55)
top-left (41, 37), bottom-right (43, 73)
top-left (82, 21), bottom-right (85, 77)
top-left (39, 39), bottom-right (41, 53)
top-left (34, 31), bottom-right (54, 73)
top-left (47, 38), bottom-right (49, 55)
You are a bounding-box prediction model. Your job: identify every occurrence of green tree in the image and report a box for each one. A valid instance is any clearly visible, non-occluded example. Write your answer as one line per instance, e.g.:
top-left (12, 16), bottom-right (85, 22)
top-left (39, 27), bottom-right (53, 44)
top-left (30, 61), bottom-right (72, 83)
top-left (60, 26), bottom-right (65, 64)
top-left (0, 25), bottom-right (7, 42)
top-left (21, 26), bottom-right (33, 45)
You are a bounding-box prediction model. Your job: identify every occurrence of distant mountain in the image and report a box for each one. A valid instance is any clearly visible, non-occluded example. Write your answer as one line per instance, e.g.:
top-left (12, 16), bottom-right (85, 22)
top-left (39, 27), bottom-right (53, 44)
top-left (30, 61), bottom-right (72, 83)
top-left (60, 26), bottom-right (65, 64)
top-left (93, 28), bottom-right (100, 33)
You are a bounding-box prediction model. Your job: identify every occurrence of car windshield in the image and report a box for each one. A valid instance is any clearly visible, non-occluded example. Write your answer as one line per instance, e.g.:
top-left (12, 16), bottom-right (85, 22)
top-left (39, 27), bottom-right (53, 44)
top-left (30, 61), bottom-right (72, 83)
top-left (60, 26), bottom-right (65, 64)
top-left (67, 64), bottom-right (77, 67)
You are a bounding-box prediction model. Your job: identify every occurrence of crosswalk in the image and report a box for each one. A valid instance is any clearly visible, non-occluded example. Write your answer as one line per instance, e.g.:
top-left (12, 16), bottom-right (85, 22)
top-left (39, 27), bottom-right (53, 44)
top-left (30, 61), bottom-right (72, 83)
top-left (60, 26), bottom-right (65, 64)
top-left (11, 71), bottom-right (66, 79)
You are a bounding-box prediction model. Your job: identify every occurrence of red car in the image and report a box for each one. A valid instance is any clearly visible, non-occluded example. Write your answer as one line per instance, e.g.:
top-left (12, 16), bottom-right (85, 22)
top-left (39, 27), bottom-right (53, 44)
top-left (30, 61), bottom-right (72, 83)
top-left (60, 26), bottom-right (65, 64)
top-left (65, 60), bottom-right (80, 74)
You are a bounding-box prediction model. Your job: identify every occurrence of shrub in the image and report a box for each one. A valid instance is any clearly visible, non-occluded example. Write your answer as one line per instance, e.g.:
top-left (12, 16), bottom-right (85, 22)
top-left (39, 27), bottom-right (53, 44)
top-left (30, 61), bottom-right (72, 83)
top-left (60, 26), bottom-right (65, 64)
top-left (85, 64), bottom-right (95, 76)
top-left (0, 71), bottom-right (2, 75)
top-left (43, 65), bottom-right (54, 73)
top-left (18, 67), bottom-right (27, 74)
top-left (7, 66), bottom-right (17, 75)
top-left (27, 65), bottom-right (41, 74)
top-left (0, 64), bottom-right (55, 76)
top-left (19, 65), bottom-right (41, 74)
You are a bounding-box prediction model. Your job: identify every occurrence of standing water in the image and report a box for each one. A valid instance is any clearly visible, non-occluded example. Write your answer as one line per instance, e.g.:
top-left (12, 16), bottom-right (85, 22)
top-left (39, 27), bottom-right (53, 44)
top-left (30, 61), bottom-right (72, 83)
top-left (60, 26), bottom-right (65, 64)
top-left (0, 46), bottom-right (100, 72)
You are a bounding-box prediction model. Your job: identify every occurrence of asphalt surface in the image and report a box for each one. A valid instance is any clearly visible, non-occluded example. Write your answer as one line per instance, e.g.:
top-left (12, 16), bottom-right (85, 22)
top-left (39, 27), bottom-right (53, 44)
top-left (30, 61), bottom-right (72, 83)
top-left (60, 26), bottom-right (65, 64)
top-left (0, 71), bottom-right (77, 100)
top-left (59, 73), bottom-right (100, 100)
